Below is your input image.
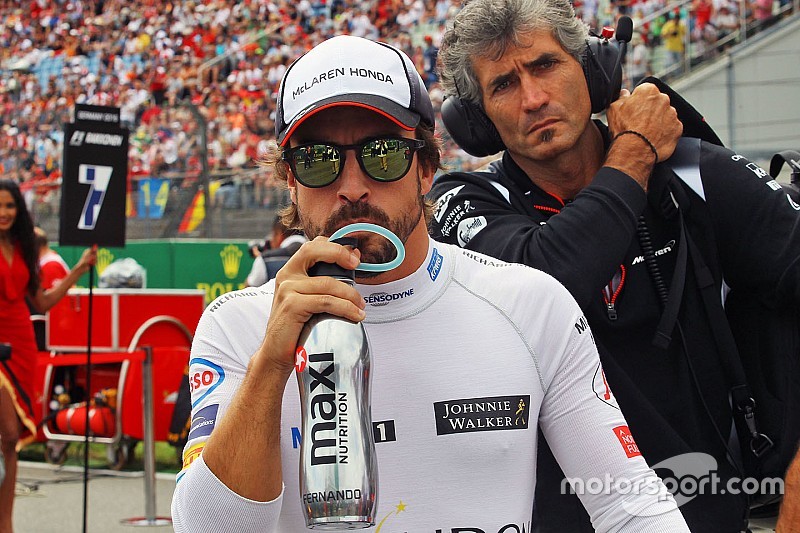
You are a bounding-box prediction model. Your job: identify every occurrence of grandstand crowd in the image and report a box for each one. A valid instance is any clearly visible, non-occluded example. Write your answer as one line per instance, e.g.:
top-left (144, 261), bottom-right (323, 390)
top-left (0, 0), bottom-right (795, 217)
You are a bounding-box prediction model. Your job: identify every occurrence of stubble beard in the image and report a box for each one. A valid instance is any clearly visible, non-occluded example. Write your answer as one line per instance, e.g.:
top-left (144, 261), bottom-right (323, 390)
top-left (297, 184), bottom-right (424, 280)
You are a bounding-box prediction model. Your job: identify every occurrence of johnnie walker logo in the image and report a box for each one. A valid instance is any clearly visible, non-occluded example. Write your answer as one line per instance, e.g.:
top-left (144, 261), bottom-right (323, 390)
top-left (433, 395), bottom-right (530, 436)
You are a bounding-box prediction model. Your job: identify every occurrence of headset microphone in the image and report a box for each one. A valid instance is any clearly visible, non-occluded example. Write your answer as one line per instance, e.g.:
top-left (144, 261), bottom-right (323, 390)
top-left (611, 16), bottom-right (633, 93)
top-left (615, 16), bottom-right (634, 46)
top-left (586, 15), bottom-right (632, 113)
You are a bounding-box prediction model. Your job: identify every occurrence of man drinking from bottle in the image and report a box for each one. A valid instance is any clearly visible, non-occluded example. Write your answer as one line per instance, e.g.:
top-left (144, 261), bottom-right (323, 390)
top-left (171, 35), bottom-right (689, 532)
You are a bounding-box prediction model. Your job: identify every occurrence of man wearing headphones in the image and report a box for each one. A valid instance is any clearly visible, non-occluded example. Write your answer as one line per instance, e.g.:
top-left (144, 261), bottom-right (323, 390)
top-left (430, 0), bottom-right (800, 531)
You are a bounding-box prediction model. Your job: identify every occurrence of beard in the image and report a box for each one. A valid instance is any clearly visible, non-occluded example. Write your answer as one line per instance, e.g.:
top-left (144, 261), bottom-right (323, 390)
top-left (298, 187), bottom-right (424, 279)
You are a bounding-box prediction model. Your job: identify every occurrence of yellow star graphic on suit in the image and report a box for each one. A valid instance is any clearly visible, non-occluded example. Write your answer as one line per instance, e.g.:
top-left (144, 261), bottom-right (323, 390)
top-left (375, 501), bottom-right (408, 532)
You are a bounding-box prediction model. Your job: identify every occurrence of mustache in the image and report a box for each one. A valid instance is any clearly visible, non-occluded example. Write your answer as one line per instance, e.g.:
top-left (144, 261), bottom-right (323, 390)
top-left (323, 202), bottom-right (391, 236)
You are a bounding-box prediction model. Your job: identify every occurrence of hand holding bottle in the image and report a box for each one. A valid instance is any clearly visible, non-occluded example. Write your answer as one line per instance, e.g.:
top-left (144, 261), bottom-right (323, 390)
top-left (257, 236), bottom-right (365, 375)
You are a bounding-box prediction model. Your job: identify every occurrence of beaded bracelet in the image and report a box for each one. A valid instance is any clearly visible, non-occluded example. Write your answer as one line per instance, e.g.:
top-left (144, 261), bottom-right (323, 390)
top-left (612, 130), bottom-right (659, 164)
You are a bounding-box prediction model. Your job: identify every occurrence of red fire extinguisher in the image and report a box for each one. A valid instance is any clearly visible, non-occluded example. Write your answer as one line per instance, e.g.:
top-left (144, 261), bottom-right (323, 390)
top-left (54, 405), bottom-right (115, 437)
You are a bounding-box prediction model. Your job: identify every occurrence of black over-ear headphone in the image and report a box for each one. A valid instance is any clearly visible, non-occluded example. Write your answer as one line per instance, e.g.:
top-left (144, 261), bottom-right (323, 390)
top-left (441, 16), bottom-right (633, 157)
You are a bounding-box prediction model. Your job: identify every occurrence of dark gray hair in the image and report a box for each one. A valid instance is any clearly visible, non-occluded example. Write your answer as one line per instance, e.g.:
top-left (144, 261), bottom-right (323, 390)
top-left (438, 0), bottom-right (589, 105)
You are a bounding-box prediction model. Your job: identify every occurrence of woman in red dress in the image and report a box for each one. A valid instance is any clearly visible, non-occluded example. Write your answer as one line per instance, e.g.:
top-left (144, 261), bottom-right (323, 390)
top-left (0, 179), bottom-right (96, 533)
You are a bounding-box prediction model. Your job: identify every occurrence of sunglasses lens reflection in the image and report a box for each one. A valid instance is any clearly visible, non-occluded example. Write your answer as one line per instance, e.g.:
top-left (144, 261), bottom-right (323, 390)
top-left (291, 138), bottom-right (419, 187)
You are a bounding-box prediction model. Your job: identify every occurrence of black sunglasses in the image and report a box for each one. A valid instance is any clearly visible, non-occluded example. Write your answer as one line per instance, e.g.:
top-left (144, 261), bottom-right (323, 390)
top-left (283, 136), bottom-right (426, 188)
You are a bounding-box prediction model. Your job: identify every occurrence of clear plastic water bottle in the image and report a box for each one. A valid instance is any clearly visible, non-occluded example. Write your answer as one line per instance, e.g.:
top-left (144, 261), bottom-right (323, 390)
top-left (295, 238), bottom-right (378, 529)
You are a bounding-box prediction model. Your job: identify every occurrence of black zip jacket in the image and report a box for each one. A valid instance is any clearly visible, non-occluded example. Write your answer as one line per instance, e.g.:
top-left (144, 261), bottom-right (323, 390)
top-left (428, 136), bottom-right (800, 532)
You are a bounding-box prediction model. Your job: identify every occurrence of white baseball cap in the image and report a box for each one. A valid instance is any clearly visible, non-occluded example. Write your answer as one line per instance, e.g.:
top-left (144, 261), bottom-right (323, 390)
top-left (275, 35), bottom-right (434, 146)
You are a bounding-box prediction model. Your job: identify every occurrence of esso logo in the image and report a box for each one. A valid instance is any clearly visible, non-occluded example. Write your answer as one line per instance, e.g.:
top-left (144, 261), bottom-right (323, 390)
top-left (190, 370), bottom-right (216, 392)
top-left (188, 358), bottom-right (225, 406)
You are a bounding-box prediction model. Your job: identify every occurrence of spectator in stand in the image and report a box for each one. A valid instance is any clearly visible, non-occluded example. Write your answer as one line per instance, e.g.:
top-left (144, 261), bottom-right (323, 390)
top-left (611, 0), bottom-right (631, 16)
top-left (411, 44), bottom-right (427, 87)
top-left (692, 0), bottom-right (715, 33)
top-left (713, 2), bottom-right (740, 45)
top-left (661, 10), bottom-right (687, 72)
top-left (422, 35), bottom-right (439, 88)
top-left (149, 65), bottom-right (169, 106)
top-left (578, 0), bottom-right (600, 27)
top-left (690, 0), bottom-right (717, 58)
top-left (626, 31), bottom-right (650, 89)
top-left (753, 0), bottom-right (776, 28)
top-left (690, 0), bottom-right (713, 55)
top-left (350, 7), bottom-right (379, 38)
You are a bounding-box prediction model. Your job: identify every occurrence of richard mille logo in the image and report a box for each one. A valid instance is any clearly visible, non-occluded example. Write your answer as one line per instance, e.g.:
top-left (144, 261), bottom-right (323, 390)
top-left (434, 395), bottom-right (530, 435)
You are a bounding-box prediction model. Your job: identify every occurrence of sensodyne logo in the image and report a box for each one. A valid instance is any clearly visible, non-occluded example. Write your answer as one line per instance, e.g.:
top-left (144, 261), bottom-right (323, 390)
top-left (364, 288), bottom-right (414, 307)
top-left (434, 395), bottom-right (530, 435)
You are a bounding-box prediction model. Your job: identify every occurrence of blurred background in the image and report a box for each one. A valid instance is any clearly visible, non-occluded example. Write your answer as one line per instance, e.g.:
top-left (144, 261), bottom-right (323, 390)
top-left (2, 0), bottom-right (798, 246)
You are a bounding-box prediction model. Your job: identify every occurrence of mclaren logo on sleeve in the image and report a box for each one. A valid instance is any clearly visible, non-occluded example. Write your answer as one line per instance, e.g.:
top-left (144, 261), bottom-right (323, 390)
top-left (592, 363), bottom-right (619, 410)
top-left (434, 395), bottom-right (530, 435)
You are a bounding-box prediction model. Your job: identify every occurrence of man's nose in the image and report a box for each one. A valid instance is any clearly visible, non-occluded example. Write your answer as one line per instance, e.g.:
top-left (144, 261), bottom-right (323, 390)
top-left (336, 151), bottom-right (370, 203)
top-left (520, 76), bottom-right (549, 111)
